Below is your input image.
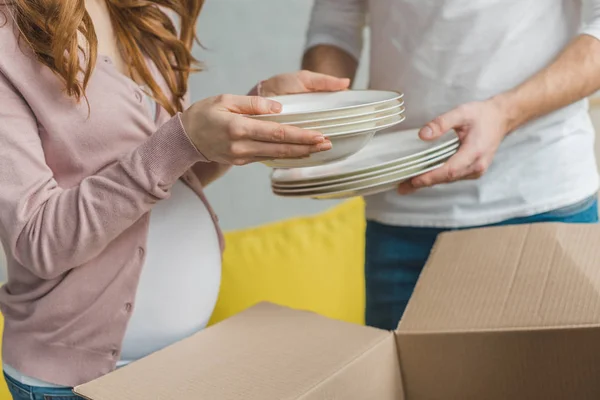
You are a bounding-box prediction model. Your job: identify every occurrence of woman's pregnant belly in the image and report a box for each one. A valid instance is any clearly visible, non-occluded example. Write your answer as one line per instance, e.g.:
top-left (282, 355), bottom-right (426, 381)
top-left (118, 180), bottom-right (222, 365)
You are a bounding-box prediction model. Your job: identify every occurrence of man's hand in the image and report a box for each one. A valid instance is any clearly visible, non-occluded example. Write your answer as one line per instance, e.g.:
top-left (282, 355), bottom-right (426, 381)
top-left (398, 33), bottom-right (600, 194)
top-left (397, 99), bottom-right (510, 194)
top-left (259, 70), bottom-right (350, 97)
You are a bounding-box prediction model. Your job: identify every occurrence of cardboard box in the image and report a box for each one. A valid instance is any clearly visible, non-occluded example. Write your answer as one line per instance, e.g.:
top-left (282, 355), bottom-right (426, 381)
top-left (75, 223), bottom-right (600, 399)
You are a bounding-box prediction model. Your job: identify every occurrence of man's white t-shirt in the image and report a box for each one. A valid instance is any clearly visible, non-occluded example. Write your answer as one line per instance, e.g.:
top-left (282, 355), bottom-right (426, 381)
top-left (307, 0), bottom-right (600, 227)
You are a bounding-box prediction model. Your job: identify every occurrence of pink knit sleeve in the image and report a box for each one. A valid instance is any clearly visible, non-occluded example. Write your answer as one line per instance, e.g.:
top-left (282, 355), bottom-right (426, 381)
top-left (0, 71), bottom-right (204, 280)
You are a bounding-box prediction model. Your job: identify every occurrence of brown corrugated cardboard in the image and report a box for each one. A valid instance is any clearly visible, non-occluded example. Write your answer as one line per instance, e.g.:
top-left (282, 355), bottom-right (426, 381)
top-left (75, 223), bottom-right (600, 400)
top-left (75, 302), bottom-right (404, 400)
top-left (396, 223), bottom-right (600, 399)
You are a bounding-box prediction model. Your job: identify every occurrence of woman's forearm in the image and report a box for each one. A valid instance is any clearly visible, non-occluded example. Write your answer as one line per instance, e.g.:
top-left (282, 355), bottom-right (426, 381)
top-left (1, 73), bottom-right (203, 280)
top-left (191, 162), bottom-right (231, 187)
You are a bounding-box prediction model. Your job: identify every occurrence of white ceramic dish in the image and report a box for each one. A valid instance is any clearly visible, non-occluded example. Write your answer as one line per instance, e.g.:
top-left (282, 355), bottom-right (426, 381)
top-left (273, 160), bottom-right (449, 199)
top-left (271, 143), bottom-right (459, 189)
top-left (262, 114), bottom-right (406, 169)
top-left (262, 130), bottom-right (377, 169)
top-left (323, 113), bottom-right (406, 138)
top-left (273, 155), bottom-right (451, 199)
top-left (273, 150), bottom-right (456, 194)
top-left (284, 102), bottom-right (404, 127)
top-left (271, 129), bottom-right (459, 184)
top-left (311, 163), bottom-right (447, 200)
top-left (311, 109), bottom-right (405, 136)
top-left (250, 90), bottom-right (403, 123)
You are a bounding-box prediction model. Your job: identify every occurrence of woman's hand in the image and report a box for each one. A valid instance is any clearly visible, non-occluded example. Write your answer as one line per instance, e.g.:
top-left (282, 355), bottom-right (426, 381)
top-left (180, 71), bottom-right (347, 166)
top-left (181, 94), bottom-right (331, 166)
top-left (258, 70), bottom-right (350, 97)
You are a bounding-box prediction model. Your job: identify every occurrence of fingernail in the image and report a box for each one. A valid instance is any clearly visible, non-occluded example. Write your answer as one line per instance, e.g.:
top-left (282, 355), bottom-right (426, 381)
top-left (314, 134), bottom-right (325, 143)
top-left (270, 102), bottom-right (282, 113)
top-left (412, 179), bottom-right (423, 188)
top-left (318, 142), bottom-right (332, 151)
top-left (421, 127), bottom-right (433, 139)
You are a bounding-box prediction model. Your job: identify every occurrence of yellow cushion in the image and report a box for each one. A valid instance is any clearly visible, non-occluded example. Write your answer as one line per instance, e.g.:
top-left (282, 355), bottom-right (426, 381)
top-left (209, 198), bottom-right (366, 326)
top-left (0, 311), bottom-right (9, 400)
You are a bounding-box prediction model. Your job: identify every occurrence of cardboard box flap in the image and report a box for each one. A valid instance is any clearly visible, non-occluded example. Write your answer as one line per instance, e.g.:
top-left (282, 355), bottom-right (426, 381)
top-left (396, 326), bottom-right (600, 400)
top-left (398, 223), bottom-right (600, 333)
top-left (75, 302), bottom-right (403, 400)
top-left (394, 223), bottom-right (600, 399)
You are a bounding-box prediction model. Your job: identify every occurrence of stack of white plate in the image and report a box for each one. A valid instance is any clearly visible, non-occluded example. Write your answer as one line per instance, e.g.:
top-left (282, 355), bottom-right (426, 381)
top-left (271, 129), bottom-right (459, 200)
top-left (249, 90), bottom-right (405, 168)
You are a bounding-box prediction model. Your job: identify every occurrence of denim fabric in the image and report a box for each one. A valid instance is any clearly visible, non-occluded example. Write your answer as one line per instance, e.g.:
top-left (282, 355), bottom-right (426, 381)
top-left (4, 373), bottom-right (82, 400)
top-left (364, 195), bottom-right (599, 330)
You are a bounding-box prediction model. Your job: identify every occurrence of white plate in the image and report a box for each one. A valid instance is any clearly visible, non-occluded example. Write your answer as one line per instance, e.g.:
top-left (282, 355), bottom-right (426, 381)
top-left (274, 156), bottom-right (450, 200)
top-left (312, 163), bottom-right (447, 200)
top-left (262, 130), bottom-right (376, 169)
top-left (271, 143), bottom-right (459, 189)
top-left (250, 90), bottom-right (403, 123)
top-left (262, 114), bottom-right (406, 168)
top-left (271, 129), bottom-right (459, 184)
top-left (316, 110), bottom-right (405, 137)
top-left (307, 106), bottom-right (405, 135)
top-left (283, 102), bottom-right (404, 127)
top-left (273, 150), bottom-right (455, 194)
top-left (274, 160), bottom-right (449, 199)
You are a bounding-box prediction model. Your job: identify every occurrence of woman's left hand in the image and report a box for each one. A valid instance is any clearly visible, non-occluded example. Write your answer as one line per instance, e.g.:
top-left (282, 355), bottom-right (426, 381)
top-left (258, 70), bottom-right (350, 97)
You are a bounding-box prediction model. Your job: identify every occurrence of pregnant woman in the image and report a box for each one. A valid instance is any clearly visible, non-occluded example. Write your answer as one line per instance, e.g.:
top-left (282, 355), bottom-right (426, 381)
top-left (0, 1), bottom-right (349, 398)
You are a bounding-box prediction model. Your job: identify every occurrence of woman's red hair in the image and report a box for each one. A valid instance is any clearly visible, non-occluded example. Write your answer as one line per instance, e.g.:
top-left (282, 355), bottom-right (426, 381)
top-left (2, 0), bottom-right (204, 115)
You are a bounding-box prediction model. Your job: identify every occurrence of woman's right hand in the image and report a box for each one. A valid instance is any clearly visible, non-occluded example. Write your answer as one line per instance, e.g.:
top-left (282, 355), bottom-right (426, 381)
top-left (180, 94), bottom-right (331, 165)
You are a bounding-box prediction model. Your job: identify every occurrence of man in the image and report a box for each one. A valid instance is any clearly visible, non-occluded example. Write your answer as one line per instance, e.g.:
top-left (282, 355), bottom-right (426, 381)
top-left (303, 0), bottom-right (600, 330)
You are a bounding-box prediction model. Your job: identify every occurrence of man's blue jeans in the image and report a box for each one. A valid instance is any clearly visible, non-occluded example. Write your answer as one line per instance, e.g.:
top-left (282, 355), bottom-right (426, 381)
top-left (364, 195), bottom-right (599, 330)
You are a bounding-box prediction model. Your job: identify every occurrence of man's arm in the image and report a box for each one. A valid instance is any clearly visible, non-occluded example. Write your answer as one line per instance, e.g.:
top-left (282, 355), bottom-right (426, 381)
top-left (301, 0), bottom-right (367, 83)
top-left (496, 34), bottom-right (600, 132)
top-left (399, 8), bottom-right (600, 192)
top-left (302, 45), bottom-right (358, 82)
top-left (495, 1), bottom-right (600, 130)
top-left (191, 162), bottom-right (230, 187)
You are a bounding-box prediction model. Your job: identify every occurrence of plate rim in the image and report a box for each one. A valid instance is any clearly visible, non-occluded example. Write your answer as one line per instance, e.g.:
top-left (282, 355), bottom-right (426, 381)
top-left (313, 162), bottom-right (446, 200)
top-left (250, 90), bottom-right (404, 119)
top-left (271, 132), bottom-right (459, 184)
top-left (273, 150), bottom-right (455, 194)
top-left (324, 113), bottom-right (406, 138)
top-left (281, 101), bottom-right (405, 126)
top-left (272, 143), bottom-right (459, 189)
top-left (274, 161), bottom-right (447, 199)
top-left (308, 106), bottom-right (406, 131)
